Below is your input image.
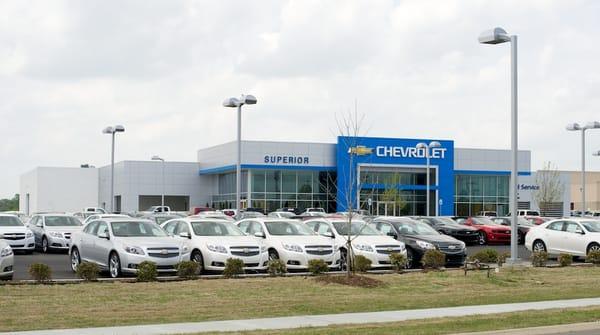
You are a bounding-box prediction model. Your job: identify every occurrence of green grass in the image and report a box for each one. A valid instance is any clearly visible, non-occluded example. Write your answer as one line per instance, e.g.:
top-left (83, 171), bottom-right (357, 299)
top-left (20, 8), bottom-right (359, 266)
top-left (1, 267), bottom-right (600, 332)
top-left (200, 307), bottom-right (600, 334)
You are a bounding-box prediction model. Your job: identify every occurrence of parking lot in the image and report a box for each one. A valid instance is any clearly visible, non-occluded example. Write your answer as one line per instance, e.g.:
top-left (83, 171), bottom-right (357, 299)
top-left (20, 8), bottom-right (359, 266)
top-left (11, 244), bottom-right (539, 280)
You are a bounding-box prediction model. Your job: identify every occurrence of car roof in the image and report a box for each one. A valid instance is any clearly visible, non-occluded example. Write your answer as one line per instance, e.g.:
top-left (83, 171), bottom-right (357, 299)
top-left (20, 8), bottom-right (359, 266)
top-left (97, 218), bottom-right (153, 223)
top-left (241, 218), bottom-right (300, 223)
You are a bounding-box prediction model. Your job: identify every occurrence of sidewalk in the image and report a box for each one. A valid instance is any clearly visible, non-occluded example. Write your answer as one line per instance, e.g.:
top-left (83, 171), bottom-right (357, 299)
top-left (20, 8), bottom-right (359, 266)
top-left (3, 297), bottom-right (600, 335)
top-left (454, 321), bottom-right (600, 334)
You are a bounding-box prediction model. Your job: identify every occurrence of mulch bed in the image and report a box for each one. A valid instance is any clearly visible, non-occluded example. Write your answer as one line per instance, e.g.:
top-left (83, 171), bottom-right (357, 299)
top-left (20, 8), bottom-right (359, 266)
top-left (314, 274), bottom-right (386, 288)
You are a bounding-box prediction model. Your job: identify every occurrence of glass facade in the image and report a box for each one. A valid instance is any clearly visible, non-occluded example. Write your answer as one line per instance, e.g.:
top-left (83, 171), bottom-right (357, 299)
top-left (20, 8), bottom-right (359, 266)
top-left (212, 172), bottom-right (248, 209)
top-left (454, 174), bottom-right (509, 216)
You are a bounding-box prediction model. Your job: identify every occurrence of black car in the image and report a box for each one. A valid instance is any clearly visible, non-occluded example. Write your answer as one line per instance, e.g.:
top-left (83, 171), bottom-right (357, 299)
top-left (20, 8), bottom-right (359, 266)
top-left (412, 216), bottom-right (479, 245)
top-left (370, 217), bottom-right (466, 268)
top-left (492, 217), bottom-right (534, 244)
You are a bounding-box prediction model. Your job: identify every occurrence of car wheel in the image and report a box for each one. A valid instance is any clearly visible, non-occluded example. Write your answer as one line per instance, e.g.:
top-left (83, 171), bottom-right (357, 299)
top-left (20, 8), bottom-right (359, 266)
top-left (339, 249), bottom-right (348, 271)
top-left (405, 248), bottom-right (414, 269)
top-left (70, 247), bottom-right (81, 272)
top-left (478, 231), bottom-right (487, 245)
top-left (191, 250), bottom-right (204, 274)
top-left (42, 236), bottom-right (49, 253)
top-left (109, 252), bottom-right (121, 278)
top-left (533, 240), bottom-right (547, 253)
top-left (268, 249), bottom-right (279, 261)
top-left (587, 243), bottom-right (600, 255)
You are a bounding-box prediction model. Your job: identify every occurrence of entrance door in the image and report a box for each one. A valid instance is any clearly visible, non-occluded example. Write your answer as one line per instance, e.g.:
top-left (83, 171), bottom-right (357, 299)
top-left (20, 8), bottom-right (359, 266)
top-left (377, 202), bottom-right (396, 216)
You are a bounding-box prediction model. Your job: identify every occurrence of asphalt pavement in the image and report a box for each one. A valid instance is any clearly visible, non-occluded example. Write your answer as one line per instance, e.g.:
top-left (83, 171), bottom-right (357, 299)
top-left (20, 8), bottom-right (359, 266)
top-left (11, 244), bottom-right (538, 280)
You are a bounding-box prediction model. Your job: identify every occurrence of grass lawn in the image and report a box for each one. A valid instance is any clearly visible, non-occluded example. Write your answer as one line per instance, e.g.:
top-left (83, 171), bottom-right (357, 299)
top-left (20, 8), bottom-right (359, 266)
top-left (201, 306), bottom-right (600, 335)
top-left (2, 267), bottom-right (600, 332)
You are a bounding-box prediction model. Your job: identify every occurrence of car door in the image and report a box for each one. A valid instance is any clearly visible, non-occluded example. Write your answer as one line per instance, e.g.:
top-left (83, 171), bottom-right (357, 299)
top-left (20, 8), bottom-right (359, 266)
top-left (542, 221), bottom-right (565, 253)
top-left (80, 221), bottom-right (99, 261)
top-left (28, 216), bottom-right (42, 245)
top-left (92, 221), bottom-right (112, 267)
top-left (562, 221), bottom-right (587, 255)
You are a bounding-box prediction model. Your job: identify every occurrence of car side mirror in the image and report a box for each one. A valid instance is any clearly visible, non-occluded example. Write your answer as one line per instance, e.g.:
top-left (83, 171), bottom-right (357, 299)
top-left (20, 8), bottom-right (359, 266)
top-left (323, 231), bottom-right (334, 238)
top-left (179, 232), bottom-right (191, 239)
top-left (36, 223), bottom-right (43, 227)
top-left (575, 228), bottom-right (585, 235)
top-left (386, 231), bottom-right (397, 238)
top-left (254, 231), bottom-right (266, 238)
top-left (98, 231), bottom-right (109, 240)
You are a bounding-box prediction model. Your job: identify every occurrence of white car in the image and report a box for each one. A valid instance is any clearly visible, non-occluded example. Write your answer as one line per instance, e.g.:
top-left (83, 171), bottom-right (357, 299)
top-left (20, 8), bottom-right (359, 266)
top-left (236, 218), bottom-right (340, 270)
top-left (305, 218), bottom-right (406, 269)
top-left (190, 211), bottom-right (234, 222)
top-left (0, 214), bottom-right (35, 253)
top-left (83, 214), bottom-right (131, 226)
top-left (0, 240), bottom-right (14, 280)
top-left (162, 218), bottom-right (268, 272)
top-left (70, 218), bottom-right (190, 278)
top-left (267, 211), bottom-right (296, 219)
top-left (84, 207), bottom-right (107, 214)
top-left (525, 218), bottom-right (600, 256)
top-left (28, 214), bottom-right (83, 253)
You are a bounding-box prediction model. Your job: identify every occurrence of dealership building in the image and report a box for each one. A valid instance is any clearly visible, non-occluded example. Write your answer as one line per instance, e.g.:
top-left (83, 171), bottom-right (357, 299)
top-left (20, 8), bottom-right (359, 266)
top-left (20, 136), bottom-right (574, 217)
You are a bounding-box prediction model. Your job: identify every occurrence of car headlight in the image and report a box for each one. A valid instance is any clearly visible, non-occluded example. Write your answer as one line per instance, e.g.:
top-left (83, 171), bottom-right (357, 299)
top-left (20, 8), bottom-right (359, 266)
top-left (26, 232), bottom-right (33, 238)
top-left (1, 245), bottom-right (13, 257)
top-left (207, 244), bottom-right (228, 254)
top-left (48, 231), bottom-right (63, 238)
top-left (354, 244), bottom-right (374, 252)
top-left (282, 243), bottom-right (303, 253)
top-left (458, 241), bottom-right (466, 249)
top-left (416, 241), bottom-right (436, 250)
top-left (124, 246), bottom-right (145, 255)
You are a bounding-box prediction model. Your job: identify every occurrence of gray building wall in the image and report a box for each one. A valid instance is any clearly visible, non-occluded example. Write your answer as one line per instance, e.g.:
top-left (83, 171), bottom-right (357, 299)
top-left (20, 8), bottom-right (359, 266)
top-left (454, 148), bottom-right (530, 172)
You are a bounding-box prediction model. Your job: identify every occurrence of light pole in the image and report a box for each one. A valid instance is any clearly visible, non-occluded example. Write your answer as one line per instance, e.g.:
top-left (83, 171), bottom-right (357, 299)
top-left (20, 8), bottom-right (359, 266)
top-left (223, 94), bottom-right (257, 214)
top-left (416, 141), bottom-right (441, 216)
top-left (567, 122), bottom-right (600, 215)
top-left (151, 155), bottom-right (165, 208)
top-left (479, 27), bottom-right (519, 263)
top-left (102, 125), bottom-right (125, 213)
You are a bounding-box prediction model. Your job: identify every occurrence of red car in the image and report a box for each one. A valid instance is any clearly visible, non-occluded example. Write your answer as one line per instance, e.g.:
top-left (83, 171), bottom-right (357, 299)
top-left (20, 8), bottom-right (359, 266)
top-left (458, 217), bottom-right (511, 245)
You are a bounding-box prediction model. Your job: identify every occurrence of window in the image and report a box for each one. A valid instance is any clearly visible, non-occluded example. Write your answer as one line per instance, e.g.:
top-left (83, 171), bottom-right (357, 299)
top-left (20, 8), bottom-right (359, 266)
top-left (96, 222), bottom-right (109, 237)
top-left (564, 222), bottom-right (582, 234)
top-left (376, 222), bottom-right (394, 235)
top-left (248, 222), bottom-right (264, 235)
top-left (163, 221), bottom-right (178, 235)
top-left (178, 221), bottom-right (191, 235)
top-left (546, 221), bottom-right (564, 231)
top-left (84, 221), bottom-right (99, 235)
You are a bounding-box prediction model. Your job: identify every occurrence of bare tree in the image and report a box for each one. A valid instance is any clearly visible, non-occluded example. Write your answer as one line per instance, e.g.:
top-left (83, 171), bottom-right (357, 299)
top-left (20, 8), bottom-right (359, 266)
top-left (533, 162), bottom-right (564, 216)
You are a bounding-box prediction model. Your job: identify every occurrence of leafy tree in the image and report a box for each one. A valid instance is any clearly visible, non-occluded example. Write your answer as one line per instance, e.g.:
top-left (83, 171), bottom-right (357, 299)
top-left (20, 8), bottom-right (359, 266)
top-left (0, 194), bottom-right (19, 212)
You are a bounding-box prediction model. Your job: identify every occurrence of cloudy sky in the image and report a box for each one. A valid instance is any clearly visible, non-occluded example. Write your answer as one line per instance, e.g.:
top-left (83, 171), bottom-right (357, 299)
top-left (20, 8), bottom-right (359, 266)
top-left (1, 0), bottom-right (600, 198)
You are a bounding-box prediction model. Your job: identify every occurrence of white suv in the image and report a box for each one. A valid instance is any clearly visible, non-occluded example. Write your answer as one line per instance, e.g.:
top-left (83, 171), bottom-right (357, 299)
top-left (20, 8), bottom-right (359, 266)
top-left (0, 240), bottom-right (13, 280)
top-left (28, 214), bottom-right (82, 253)
top-left (0, 214), bottom-right (35, 253)
top-left (162, 218), bottom-right (268, 273)
top-left (305, 218), bottom-right (406, 269)
top-left (236, 218), bottom-right (340, 270)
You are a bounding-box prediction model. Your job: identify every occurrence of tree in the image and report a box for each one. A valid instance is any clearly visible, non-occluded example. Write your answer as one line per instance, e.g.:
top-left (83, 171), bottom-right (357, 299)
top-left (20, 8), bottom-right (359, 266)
top-left (534, 162), bottom-right (564, 216)
top-left (0, 194), bottom-right (19, 212)
top-left (380, 174), bottom-right (406, 216)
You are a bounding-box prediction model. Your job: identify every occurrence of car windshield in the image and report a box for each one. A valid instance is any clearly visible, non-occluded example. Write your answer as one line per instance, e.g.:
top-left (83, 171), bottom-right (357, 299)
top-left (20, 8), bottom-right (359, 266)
top-left (472, 217), bottom-right (497, 225)
top-left (0, 216), bottom-right (23, 227)
top-left (191, 221), bottom-right (244, 236)
top-left (271, 212), bottom-right (295, 218)
top-left (393, 220), bottom-right (440, 235)
top-left (45, 216), bottom-right (81, 227)
top-left (110, 221), bottom-right (167, 237)
top-left (332, 221), bottom-right (380, 235)
top-left (581, 221), bottom-right (600, 232)
top-left (264, 221), bottom-right (315, 236)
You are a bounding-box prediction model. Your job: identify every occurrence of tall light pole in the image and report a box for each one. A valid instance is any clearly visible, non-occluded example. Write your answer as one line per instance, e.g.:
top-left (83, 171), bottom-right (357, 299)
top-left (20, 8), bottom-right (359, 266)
top-left (151, 155), bottom-right (165, 208)
top-left (567, 122), bottom-right (600, 215)
top-left (479, 27), bottom-right (519, 263)
top-left (102, 125), bottom-right (125, 213)
top-left (416, 141), bottom-right (441, 216)
top-left (223, 95), bottom-right (257, 214)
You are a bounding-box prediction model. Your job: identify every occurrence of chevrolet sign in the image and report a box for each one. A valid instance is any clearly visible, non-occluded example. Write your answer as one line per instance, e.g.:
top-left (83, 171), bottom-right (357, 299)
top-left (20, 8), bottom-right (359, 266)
top-left (348, 146), bottom-right (374, 156)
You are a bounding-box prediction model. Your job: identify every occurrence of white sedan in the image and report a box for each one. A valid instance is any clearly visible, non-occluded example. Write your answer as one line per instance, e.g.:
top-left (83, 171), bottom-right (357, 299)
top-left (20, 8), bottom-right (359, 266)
top-left (0, 240), bottom-right (14, 280)
top-left (525, 218), bottom-right (600, 256)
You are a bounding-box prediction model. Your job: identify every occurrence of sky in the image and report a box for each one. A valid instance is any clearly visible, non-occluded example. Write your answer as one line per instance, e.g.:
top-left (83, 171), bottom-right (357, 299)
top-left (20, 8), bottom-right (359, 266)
top-left (1, 0), bottom-right (600, 198)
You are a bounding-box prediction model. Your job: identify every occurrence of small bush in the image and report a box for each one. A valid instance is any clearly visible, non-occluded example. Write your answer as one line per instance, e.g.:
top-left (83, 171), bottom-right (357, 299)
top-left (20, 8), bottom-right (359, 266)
top-left (176, 261), bottom-right (199, 279)
top-left (308, 259), bottom-right (329, 275)
top-left (353, 255), bottom-right (372, 273)
top-left (531, 251), bottom-right (548, 267)
top-left (136, 261), bottom-right (158, 282)
top-left (29, 263), bottom-right (52, 282)
top-left (558, 253), bottom-right (573, 267)
top-left (421, 249), bottom-right (446, 269)
top-left (267, 259), bottom-right (287, 276)
top-left (469, 248), bottom-right (498, 263)
top-left (497, 252), bottom-right (510, 267)
top-left (389, 253), bottom-right (408, 272)
top-left (586, 250), bottom-right (600, 265)
top-left (223, 258), bottom-right (245, 278)
top-left (76, 262), bottom-right (100, 281)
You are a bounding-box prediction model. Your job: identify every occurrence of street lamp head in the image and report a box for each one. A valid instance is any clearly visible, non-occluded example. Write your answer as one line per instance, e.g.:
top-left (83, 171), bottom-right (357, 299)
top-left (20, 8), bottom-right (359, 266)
top-left (566, 123), bottom-right (582, 131)
top-left (241, 94), bottom-right (257, 105)
top-left (102, 126), bottom-right (114, 134)
top-left (585, 121), bottom-right (600, 129)
top-left (114, 125), bottom-right (125, 132)
top-left (429, 141), bottom-right (442, 148)
top-left (416, 143), bottom-right (427, 149)
top-left (478, 27), bottom-right (510, 44)
top-left (223, 97), bottom-right (241, 108)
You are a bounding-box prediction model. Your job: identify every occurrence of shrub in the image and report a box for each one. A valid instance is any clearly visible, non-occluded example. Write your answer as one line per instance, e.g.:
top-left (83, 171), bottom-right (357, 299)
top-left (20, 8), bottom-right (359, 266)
top-left (389, 252), bottom-right (408, 272)
top-left (469, 248), bottom-right (498, 263)
top-left (531, 251), bottom-right (548, 267)
top-left (223, 258), bottom-right (245, 278)
top-left (353, 255), bottom-right (372, 273)
top-left (497, 252), bottom-right (510, 267)
top-left (586, 250), bottom-right (600, 265)
top-left (558, 253), bottom-right (573, 267)
top-left (308, 259), bottom-right (329, 275)
top-left (76, 262), bottom-right (100, 281)
top-left (28, 263), bottom-right (52, 282)
top-left (267, 259), bottom-right (287, 276)
top-left (136, 261), bottom-right (158, 282)
top-left (176, 261), bottom-right (199, 279)
top-left (421, 249), bottom-right (445, 269)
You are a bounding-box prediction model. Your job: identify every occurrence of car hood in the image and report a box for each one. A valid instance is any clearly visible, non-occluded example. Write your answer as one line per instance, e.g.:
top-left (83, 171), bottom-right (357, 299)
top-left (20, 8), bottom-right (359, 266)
top-left (0, 226), bottom-right (31, 234)
top-left (440, 225), bottom-right (478, 232)
top-left (194, 235), bottom-right (262, 247)
top-left (115, 236), bottom-right (183, 248)
top-left (269, 235), bottom-right (334, 247)
top-left (406, 234), bottom-right (462, 245)
top-left (474, 224), bottom-right (510, 231)
top-left (349, 235), bottom-right (403, 246)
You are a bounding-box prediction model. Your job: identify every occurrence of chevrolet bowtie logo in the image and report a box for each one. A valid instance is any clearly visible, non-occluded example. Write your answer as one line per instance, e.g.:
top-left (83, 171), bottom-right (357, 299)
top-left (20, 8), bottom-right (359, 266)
top-left (243, 248), bottom-right (249, 253)
top-left (160, 249), bottom-right (168, 255)
top-left (348, 146), bottom-right (373, 156)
